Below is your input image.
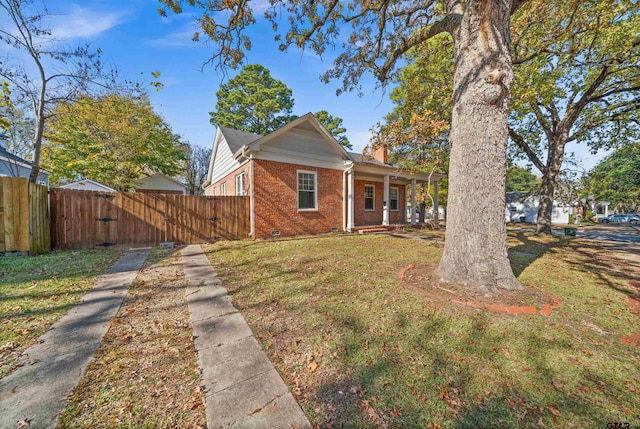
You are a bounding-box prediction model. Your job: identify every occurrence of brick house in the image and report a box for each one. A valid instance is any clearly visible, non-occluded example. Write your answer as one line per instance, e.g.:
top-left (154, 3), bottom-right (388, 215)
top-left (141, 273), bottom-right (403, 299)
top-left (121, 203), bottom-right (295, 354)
top-left (203, 113), bottom-right (443, 239)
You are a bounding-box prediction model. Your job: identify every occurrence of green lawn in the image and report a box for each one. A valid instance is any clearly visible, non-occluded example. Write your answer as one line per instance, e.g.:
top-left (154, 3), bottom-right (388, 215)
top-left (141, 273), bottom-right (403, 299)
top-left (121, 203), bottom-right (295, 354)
top-left (0, 249), bottom-right (125, 378)
top-left (203, 233), bottom-right (640, 428)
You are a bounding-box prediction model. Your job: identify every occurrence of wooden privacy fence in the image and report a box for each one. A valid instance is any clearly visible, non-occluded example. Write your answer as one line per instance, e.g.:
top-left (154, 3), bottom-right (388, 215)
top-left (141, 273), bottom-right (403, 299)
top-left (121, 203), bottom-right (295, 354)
top-left (50, 189), bottom-right (249, 250)
top-left (0, 177), bottom-right (50, 255)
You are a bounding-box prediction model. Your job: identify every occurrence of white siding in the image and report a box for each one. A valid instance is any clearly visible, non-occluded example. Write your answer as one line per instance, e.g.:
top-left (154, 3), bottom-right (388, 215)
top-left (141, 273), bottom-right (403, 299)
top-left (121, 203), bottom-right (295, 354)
top-left (60, 180), bottom-right (115, 192)
top-left (505, 196), bottom-right (570, 224)
top-left (137, 174), bottom-right (186, 193)
top-left (259, 126), bottom-right (346, 163)
top-left (210, 137), bottom-right (242, 184)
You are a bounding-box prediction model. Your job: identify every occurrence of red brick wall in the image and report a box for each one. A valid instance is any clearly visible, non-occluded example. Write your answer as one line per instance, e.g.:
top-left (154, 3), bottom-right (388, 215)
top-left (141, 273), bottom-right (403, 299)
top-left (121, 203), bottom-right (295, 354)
top-left (253, 159), bottom-right (344, 239)
top-left (354, 180), bottom-right (405, 226)
top-left (205, 163), bottom-right (250, 196)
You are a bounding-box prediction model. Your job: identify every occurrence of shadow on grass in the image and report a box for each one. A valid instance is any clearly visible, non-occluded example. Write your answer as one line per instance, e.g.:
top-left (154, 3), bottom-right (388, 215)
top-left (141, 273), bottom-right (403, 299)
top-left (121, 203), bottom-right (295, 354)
top-left (201, 235), bottom-right (640, 428)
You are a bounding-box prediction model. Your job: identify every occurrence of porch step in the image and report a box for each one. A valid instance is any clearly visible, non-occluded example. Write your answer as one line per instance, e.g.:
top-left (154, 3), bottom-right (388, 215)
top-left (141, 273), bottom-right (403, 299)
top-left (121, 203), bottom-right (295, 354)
top-left (356, 226), bottom-right (392, 235)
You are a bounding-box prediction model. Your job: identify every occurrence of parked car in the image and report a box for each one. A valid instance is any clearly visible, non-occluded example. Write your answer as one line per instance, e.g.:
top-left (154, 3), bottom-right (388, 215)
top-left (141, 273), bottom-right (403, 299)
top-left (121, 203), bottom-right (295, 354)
top-left (598, 214), bottom-right (639, 224)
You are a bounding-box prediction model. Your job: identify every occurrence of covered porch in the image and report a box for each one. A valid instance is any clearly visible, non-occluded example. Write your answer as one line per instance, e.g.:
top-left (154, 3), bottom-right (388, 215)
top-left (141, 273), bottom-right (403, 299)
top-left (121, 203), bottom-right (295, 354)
top-left (342, 162), bottom-right (444, 232)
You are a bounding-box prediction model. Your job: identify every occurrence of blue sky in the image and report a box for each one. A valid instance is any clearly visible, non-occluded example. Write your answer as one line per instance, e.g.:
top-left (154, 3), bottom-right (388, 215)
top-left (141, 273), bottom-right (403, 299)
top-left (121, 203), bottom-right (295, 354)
top-left (32, 0), bottom-right (394, 156)
top-left (5, 0), bottom-right (607, 171)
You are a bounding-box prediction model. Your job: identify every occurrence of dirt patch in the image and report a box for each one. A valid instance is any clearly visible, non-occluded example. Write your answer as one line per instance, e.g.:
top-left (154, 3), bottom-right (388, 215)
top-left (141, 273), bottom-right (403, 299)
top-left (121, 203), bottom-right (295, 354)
top-left (58, 249), bottom-right (206, 428)
top-left (400, 263), bottom-right (559, 312)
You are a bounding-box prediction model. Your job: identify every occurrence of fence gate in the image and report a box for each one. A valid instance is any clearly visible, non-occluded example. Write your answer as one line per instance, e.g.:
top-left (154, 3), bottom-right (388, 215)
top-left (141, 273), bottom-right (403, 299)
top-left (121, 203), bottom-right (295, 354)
top-left (50, 189), bottom-right (249, 250)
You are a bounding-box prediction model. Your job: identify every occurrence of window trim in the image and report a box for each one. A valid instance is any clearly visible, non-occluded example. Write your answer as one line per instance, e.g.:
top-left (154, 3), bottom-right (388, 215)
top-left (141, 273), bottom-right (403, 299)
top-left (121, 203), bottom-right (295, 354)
top-left (389, 186), bottom-right (399, 211)
top-left (364, 184), bottom-right (375, 211)
top-left (220, 182), bottom-right (227, 196)
top-left (235, 172), bottom-right (245, 196)
top-left (297, 170), bottom-right (318, 211)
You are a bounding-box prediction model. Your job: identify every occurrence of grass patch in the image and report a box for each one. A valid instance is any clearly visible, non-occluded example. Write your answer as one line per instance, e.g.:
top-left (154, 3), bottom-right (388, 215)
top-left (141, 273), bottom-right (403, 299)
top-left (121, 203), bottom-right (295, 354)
top-left (203, 233), bottom-right (640, 428)
top-left (0, 249), bottom-right (125, 378)
top-left (58, 248), bottom-right (206, 428)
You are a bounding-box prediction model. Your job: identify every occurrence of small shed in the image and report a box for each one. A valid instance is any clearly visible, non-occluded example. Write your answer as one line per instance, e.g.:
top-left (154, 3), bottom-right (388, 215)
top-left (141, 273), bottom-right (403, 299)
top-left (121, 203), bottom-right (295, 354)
top-left (59, 179), bottom-right (116, 192)
top-left (136, 173), bottom-right (186, 195)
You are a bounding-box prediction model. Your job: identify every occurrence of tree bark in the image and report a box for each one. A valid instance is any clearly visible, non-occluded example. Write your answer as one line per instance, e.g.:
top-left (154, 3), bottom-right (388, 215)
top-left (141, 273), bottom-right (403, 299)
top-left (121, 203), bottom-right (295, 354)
top-left (535, 135), bottom-right (567, 234)
top-left (437, 0), bottom-right (522, 295)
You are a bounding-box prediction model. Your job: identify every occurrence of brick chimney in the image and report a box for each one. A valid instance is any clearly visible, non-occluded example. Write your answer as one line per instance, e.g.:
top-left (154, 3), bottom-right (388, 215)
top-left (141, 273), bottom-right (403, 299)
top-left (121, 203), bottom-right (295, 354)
top-left (371, 145), bottom-right (388, 164)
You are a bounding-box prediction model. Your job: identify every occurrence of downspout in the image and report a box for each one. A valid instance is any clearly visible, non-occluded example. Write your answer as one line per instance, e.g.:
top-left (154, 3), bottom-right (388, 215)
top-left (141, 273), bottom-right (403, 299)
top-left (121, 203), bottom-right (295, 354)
top-left (234, 145), bottom-right (254, 238)
top-left (342, 168), bottom-right (348, 231)
top-left (248, 152), bottom-right (255, 239)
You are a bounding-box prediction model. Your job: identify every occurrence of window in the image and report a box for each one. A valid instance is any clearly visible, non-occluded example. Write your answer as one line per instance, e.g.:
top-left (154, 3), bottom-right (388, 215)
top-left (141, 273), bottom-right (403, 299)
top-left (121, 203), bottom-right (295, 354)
top-left (297, 171), bottom-right (317, 210)
top-left (364, 185), bottom-right (375, 210)
top-left (235, 173), bottom-right (245, 196)
top-left (220, 182), bottom-right (226, 196)
top-left (389, 187), bottom-right (399, 211)
top-left (212, 186), bottom-right (216, 196)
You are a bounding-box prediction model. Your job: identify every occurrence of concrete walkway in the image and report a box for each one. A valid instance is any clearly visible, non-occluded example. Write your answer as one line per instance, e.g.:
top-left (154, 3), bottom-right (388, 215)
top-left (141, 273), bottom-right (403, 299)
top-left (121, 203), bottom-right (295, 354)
top-left (0, 248), bottom-right (150, 429)
top-left (182, 245), bottom-right (310, 429)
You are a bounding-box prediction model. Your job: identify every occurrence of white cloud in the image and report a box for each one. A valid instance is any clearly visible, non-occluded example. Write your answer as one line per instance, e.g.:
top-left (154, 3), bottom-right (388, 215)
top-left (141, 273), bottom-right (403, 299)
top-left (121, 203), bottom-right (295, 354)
top-left (146, 25), bottom-right (199, 48)
top-left (50, 5), bottom-right (125, 40)
top-left (251, 0), bottom-right (272, 14)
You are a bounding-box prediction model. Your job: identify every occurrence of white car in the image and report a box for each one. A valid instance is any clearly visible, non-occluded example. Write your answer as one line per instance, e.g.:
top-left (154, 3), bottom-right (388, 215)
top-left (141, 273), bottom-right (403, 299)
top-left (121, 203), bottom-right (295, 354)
top-left (598, 214), bottom-right (639, 224)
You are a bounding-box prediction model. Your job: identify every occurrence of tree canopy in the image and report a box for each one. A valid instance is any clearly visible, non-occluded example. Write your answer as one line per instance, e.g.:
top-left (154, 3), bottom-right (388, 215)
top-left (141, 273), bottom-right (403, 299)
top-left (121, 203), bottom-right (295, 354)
top-left (508, 0), bottom-right (639, 232)
top-left (586, 145), bottom-right (640, 212)
top-left (506, 164), bottom-right (540, 193)
top-left (42, 93), bottom-right (185, 191)
top-left (314, 110), bottom-right (351, 149)
top-left (210, 64), bottom-right (295, 135)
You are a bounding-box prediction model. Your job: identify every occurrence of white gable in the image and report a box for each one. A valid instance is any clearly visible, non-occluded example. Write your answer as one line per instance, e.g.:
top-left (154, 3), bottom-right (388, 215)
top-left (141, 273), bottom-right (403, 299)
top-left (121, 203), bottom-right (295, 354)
top-left (209, 130), bottom-right (243, 184)
top-left (249, 114), bottom-right (350, 169)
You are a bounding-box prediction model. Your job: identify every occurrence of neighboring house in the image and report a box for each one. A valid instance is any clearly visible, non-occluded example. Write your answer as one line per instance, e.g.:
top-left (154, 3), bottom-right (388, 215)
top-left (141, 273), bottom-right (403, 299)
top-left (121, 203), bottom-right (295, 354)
top-left (0, 140), bottom-right (49, 187)
top-left (136, 173), bottom-right (186, 194)
top-left (203, 113), bottom-right (444, 239)
top-left (505, 192), bottom-right (571, 224)
top-left (59, 179), bottom-right (116, 192)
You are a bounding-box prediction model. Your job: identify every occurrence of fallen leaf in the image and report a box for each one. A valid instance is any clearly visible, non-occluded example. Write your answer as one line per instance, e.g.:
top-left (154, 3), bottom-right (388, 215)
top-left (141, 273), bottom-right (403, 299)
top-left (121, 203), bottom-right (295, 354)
top-left (308, 361), bottom-right (319, 373)
top-left (390, 406), bottom-right (402, 417)
top-left (548, 406), bottom-right (562, 417)
top-left (18, 418), bottom-right (31, 427)
top-left (521, 367), bottom-right (531, 371)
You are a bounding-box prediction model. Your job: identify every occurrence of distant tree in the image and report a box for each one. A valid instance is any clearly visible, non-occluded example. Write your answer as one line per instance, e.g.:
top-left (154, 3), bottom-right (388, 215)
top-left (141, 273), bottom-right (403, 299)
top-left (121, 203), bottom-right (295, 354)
top-left (0, 0), bottom-right (114, 183)
top-left (314, 110), bottom-right (351, 149)
top-left (506, 164), bottom-right (540, 193)
top-left (183, 144), bottom-right (212, 195)
top-left (42, 93), bottom-right (185, 191)
top-left (508, 0), bottom-right (640, 233)
top-left (586, 146), bottom-right (640, 212)
top-left (210, 64), bottom-right (295, 135)
top-left (0, 81), bottom-right (11, 131)
top-left (0, 100), bottom-right (35, 176)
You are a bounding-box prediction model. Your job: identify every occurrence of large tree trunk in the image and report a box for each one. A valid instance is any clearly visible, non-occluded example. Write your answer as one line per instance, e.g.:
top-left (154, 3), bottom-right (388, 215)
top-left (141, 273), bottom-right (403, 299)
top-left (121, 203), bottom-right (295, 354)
top-left (437, 0), bottom-right (522, 295)
top-left (536, 136), bottom-right (567, 234)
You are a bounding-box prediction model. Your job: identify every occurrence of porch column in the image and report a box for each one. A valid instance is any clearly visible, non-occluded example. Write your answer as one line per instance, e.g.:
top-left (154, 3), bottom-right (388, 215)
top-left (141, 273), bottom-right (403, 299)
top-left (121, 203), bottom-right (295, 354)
top-left (411, 179), bottom-right (417, 225)
top-left (433, 180), bottom-right (439, 225)
top-left (347, 169), bottom-right (355, 231)
top-left (383, 175), bottom-right (390, 226)
top-left (604, 202), bottom-right (609, 217)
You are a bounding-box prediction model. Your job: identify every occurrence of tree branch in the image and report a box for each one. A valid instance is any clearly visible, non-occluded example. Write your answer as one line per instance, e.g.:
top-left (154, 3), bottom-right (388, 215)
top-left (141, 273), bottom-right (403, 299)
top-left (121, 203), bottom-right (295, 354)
top-left (508, 127), bottom-right (546, 173)
top-left (530, 101), bottom-right (554, 144)
top-left (377, 12), bottom-right (462, 82)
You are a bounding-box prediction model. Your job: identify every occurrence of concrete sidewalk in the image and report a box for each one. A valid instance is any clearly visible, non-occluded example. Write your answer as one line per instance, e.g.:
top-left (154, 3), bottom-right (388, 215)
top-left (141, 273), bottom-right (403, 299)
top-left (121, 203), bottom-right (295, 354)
top-left (182, 245), bottom-right (311, 429)
top-left (0, 248), bottom-right (150, 429)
